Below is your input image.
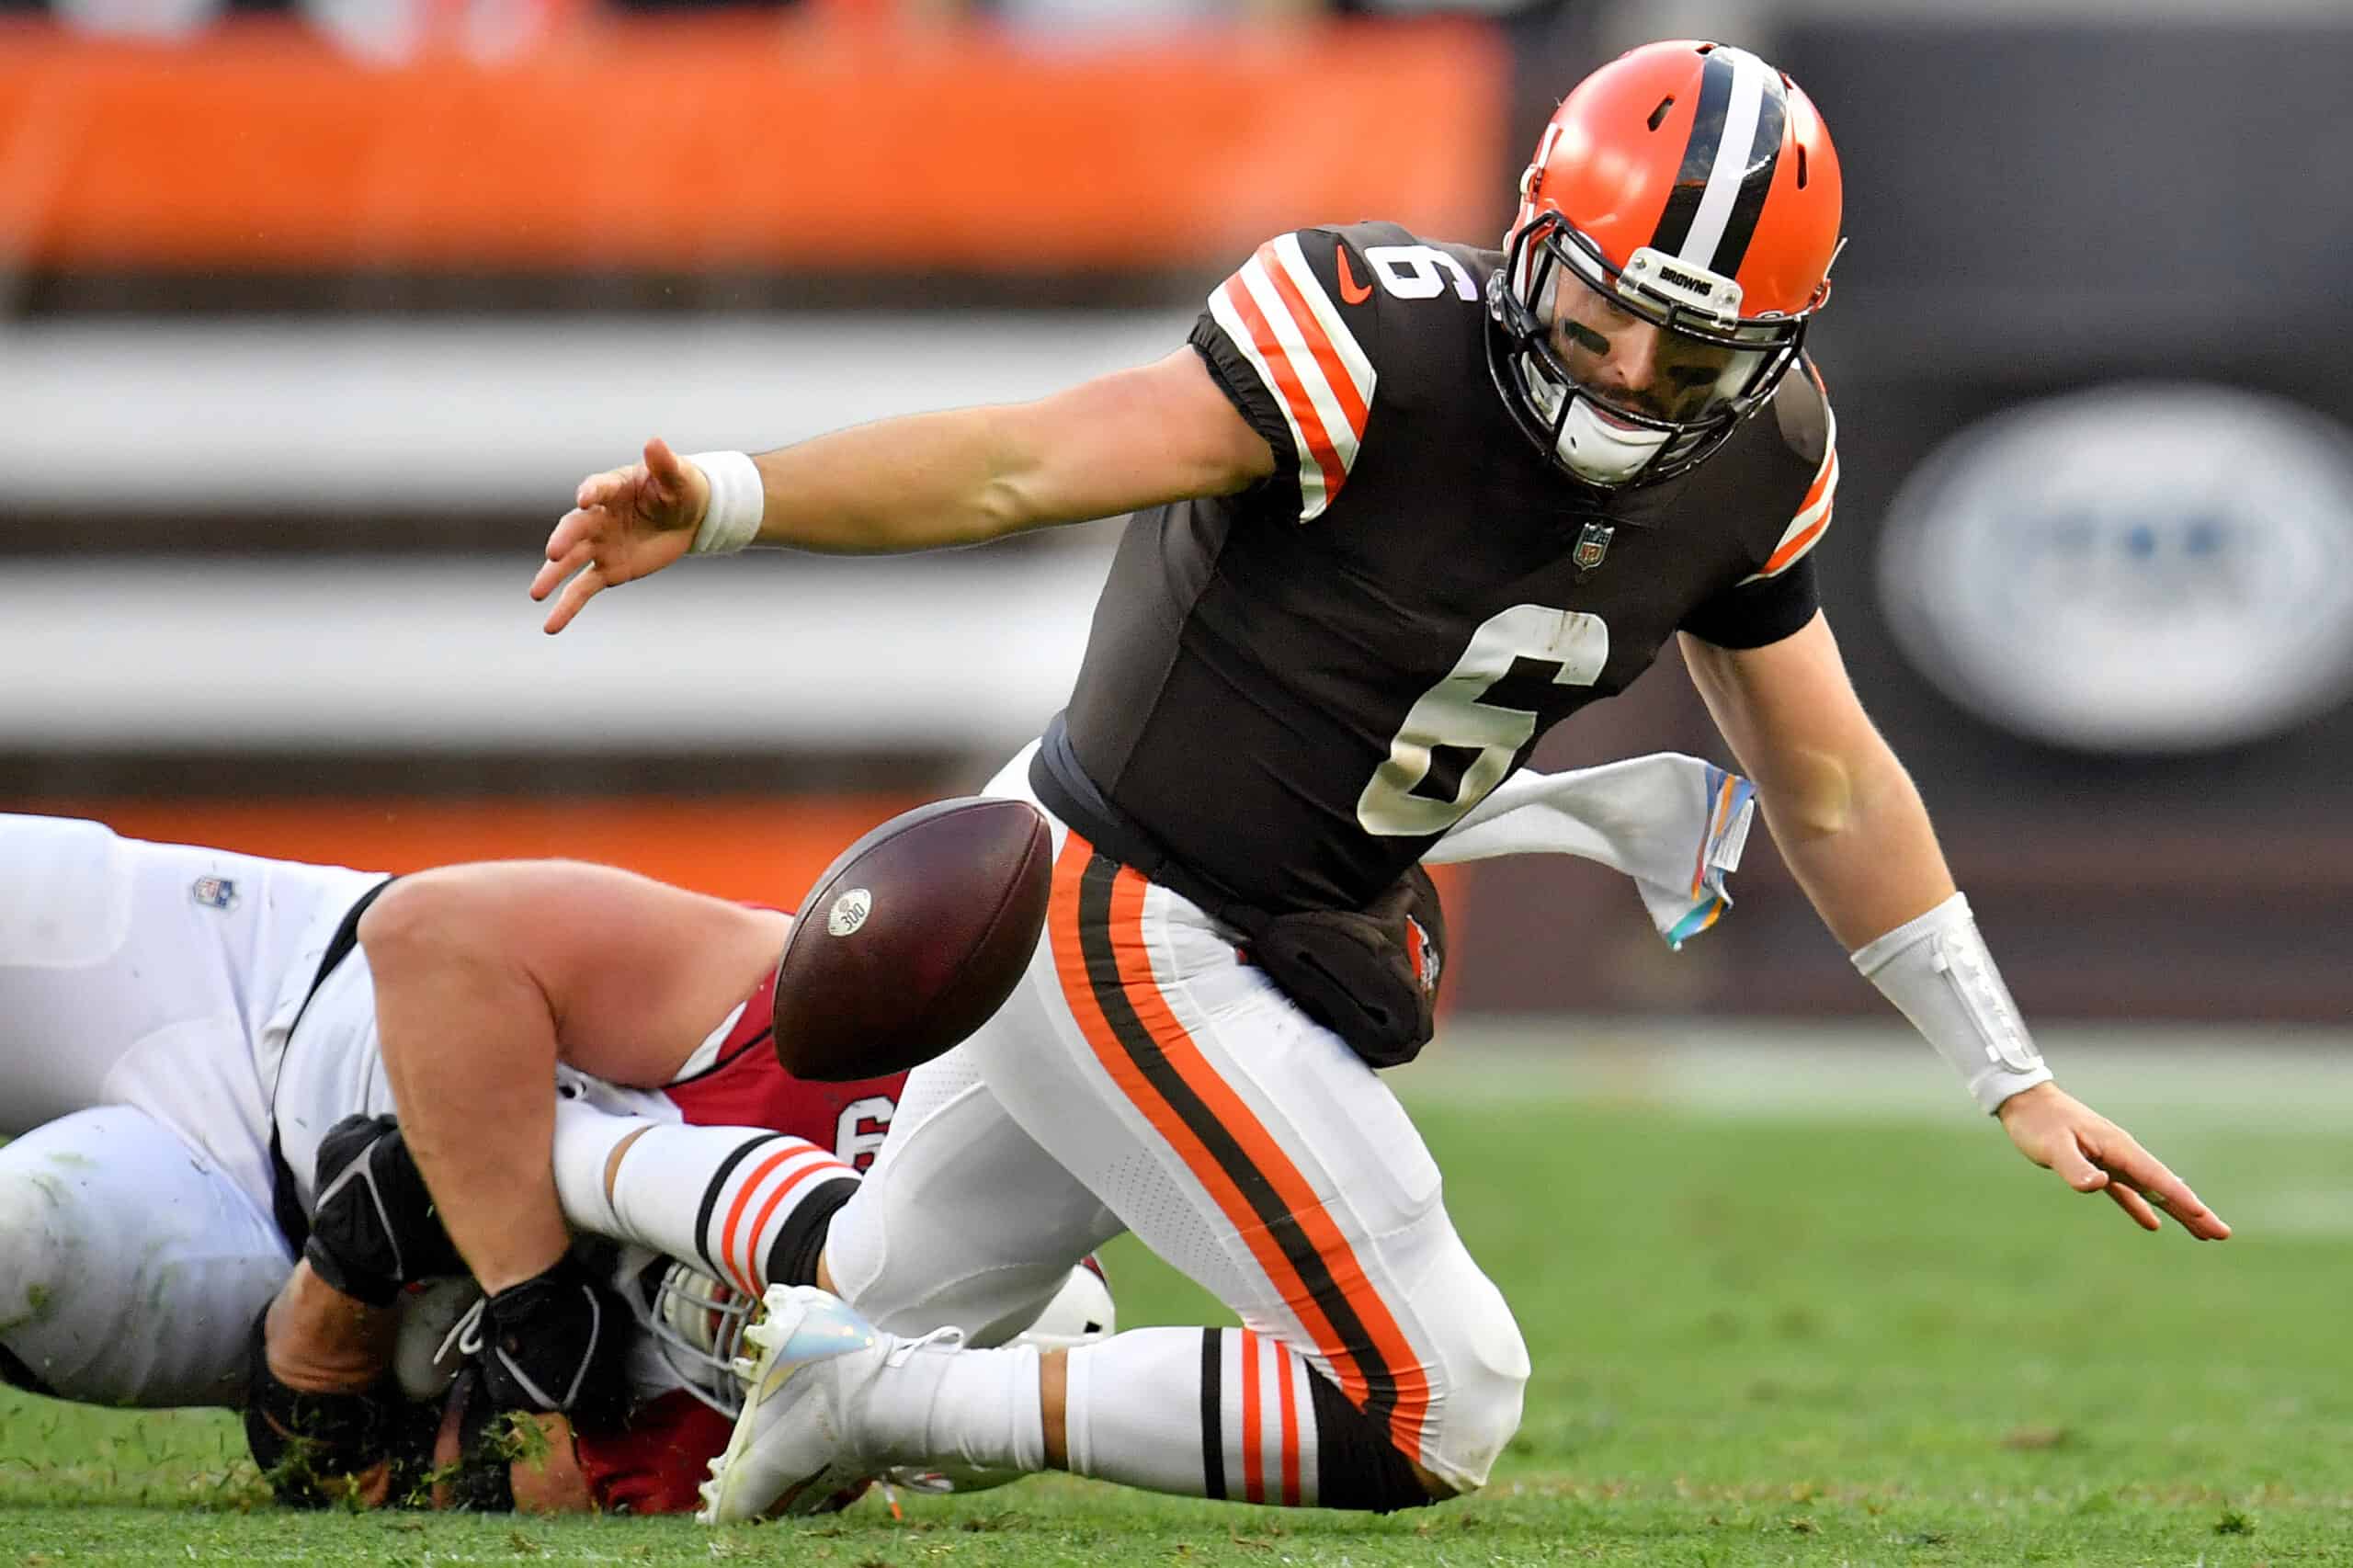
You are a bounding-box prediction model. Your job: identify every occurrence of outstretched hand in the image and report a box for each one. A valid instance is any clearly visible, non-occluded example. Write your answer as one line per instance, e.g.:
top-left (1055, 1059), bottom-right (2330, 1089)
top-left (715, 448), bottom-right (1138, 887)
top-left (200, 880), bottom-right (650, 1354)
top-left (532, 437), bottom-right (710, 634)
top-left (1995, 1082), bottom-right (2230, 1239)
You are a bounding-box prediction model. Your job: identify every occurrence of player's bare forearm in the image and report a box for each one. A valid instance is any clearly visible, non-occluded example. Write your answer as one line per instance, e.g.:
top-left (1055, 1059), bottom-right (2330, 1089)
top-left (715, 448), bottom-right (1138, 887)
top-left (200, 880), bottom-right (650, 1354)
top-left (1680, 619), bottom-right (1954, 949)
top-left (539, 351), bottom-right (1269, 631)
top-left (745, 350), bottom-right (1273, 552)
top-left (741, 406), bottom-right (1053, 552)
top-left (264, 1260), bottom-right (400, 1395)
top-left (1754, 736), bottom-right (1955, 950)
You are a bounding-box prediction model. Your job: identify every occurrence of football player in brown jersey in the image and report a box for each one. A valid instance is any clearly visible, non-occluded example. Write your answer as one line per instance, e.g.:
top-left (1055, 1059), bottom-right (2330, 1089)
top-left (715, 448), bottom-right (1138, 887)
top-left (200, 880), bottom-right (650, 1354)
top-left (515, 40), bottom-right (2226, 1523)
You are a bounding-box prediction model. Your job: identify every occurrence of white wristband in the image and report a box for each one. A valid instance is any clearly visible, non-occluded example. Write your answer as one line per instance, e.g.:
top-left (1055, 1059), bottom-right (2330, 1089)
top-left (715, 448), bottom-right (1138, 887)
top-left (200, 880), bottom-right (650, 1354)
top-left (684, 449), bottom-right (764, 555)
top-left (1850, 892), bottom-right (2052, 1115)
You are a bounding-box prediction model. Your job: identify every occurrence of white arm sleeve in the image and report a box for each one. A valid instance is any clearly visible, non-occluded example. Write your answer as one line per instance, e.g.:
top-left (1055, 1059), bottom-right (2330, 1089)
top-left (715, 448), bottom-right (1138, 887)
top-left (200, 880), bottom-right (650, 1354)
top-left (1850, 892), bottom-right (2053, 1114)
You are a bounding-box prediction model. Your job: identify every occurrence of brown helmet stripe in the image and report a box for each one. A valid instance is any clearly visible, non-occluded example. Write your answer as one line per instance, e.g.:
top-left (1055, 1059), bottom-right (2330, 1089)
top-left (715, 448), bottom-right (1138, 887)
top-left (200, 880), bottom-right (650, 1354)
top-left (1647, 49), bottom-right (1737, 260)
top-left (1649, 47), bottom-right (1789, 283)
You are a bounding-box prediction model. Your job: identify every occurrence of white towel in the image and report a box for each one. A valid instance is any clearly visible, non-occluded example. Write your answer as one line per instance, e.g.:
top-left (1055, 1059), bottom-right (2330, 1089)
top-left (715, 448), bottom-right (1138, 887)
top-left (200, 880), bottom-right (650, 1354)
top-left (1427, 754), bottom-right (1756, 949)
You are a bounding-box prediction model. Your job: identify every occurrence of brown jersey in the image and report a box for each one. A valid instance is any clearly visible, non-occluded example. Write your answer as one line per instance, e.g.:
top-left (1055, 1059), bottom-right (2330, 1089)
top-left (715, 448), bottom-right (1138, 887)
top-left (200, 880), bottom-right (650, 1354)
top-left (1051, 221), bottom-right (1837, 915)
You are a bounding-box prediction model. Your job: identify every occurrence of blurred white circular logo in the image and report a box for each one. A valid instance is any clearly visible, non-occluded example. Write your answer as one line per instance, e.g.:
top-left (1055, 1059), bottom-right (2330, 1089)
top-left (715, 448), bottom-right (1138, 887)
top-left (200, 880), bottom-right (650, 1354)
top-left (1879, 383), bottom-right (2353, 753)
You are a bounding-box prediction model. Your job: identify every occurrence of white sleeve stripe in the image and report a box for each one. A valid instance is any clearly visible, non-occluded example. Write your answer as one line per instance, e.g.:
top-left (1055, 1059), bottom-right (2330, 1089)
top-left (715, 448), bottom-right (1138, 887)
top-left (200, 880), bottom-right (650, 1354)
top-left (1268, 231), bottom-right (1375, 409)
top-left (1207, 275), bottom-right (1333, 521)
top-left (1236, 257), bottom-right (1362, 475)
top-left (1737, 452), bottom-right (1838, 584)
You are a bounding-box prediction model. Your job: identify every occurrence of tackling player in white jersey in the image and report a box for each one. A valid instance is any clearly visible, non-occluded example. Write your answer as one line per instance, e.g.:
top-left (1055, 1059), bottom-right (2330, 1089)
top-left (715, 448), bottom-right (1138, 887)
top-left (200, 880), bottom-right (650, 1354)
top-left (0, 811), bottom-right (1107, 1511)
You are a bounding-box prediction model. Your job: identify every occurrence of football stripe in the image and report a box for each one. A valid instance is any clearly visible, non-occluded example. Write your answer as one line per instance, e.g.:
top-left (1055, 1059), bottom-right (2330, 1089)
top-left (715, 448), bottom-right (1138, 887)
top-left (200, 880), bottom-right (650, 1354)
top-left (1677, 50), bottom-right (1774, 274)
top-left (1707, 64), bottom-right (1789, 279)
top-left (1275, 1336), bottom-right (1302, 1506)
top-left (736, 1154), bottom-right (854, 1297)
top-left (1648, 49), bottom-right (1736, 256)
top-left (1050, 842), bottom-right (1433, 1459)
top-left (1279, 1346), bottom-right (1317, 1506)
top-left (1245, 250), bottom-right (1366, 468)
top-left (1199, 1328), bottom-right (1226, 1501)
top-left (1107, 867), bottom-right (1432, 1455)
top-left (1739, 374), bottom-right (1839, 584)
top-left (1239, 1326), bottom-right (1266, 1504)
top-left (1738, 465), bottom-right (1836, 582)
top-left (1237, 256), bottom-right (1363, 496)
top-left (690, 1133), bottom-right (781, 1279)
top-left (713, 1143), bottom-right (803, 1296)
top-left (1269, 233), bottom-right (1375, 421)
top-left (1208, 277), bottom-right (1336, 518)
top-left (1050, 846), bottom-right (1390, 1420)
top-left (715, 1141), bottom-right (843, 1297)
top-left (1226, 257), bottom-right (1353, 515)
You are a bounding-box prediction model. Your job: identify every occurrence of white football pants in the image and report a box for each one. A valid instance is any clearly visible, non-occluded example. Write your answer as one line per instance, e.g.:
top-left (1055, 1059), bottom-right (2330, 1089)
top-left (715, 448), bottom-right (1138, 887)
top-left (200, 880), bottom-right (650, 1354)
top-left (826, 746), bottom-right (1529, 1493)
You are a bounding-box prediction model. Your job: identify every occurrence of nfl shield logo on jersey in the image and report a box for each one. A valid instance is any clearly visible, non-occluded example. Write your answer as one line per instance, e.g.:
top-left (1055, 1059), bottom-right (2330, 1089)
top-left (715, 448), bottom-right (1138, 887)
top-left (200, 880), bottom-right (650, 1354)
top-left (1573, 521), bottom-right (1615, 572)
top-left (190, 876), bottom-right (239, 911)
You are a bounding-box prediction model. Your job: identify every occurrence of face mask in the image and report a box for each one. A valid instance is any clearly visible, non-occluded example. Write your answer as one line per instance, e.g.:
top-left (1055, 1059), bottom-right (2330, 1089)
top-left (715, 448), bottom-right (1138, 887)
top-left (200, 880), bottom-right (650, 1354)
top-left (1552, 397), bottom-right (1671, 485)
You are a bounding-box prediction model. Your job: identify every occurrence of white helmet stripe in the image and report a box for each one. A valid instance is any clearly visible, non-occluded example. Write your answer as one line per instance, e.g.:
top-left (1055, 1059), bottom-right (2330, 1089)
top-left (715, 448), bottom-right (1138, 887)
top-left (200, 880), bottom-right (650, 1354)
top-left (1677, 49), bottom-right (1770, 274)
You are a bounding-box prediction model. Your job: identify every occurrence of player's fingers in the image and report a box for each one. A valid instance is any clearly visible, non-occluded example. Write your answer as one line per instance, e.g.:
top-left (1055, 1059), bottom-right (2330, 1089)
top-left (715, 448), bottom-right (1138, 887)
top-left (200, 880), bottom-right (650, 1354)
top-left (644, 436), bottom-right (681, 482)
top-left (542, 560), bottom-right (606, 635)
top-left (530, 540), bottom-right (592, 603)
top-left (540, 509), bottom-right (597, 564)
top-left (2045, 1134), bottom-right (2109, 1194)
top-left (2105, 1148), bottom-right (2230, 1240)
top-left (2101, 1178), bottom-right (2163, 1233)
top-left (575, 467), bottom-right (636, 511)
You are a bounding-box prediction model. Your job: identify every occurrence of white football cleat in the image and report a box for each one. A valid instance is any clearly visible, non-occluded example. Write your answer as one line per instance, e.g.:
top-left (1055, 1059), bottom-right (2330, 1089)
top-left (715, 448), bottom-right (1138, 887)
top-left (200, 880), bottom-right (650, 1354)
top-left (695, 1285), bottom-right (884, 1523)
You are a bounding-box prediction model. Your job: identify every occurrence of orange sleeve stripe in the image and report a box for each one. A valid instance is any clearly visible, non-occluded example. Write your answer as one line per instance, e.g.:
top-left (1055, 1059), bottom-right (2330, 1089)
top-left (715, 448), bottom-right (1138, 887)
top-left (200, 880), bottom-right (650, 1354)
top-left (1254, 240), bottom-right (1370, 440)
top-left (1217, 272), bottom-right (1348, 500)
top-left (1758, 501), bottom-right (1832, 577)
top-left (1798, 451), bottom-right (1835, 513)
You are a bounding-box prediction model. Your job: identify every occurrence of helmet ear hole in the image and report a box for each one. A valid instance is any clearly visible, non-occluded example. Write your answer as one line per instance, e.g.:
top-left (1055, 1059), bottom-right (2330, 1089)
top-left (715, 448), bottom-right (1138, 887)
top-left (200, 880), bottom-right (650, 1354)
top-left (1796, 144), bottom-right (1810, 188)
top-left (1646, 97), bottom-right (1675, 131)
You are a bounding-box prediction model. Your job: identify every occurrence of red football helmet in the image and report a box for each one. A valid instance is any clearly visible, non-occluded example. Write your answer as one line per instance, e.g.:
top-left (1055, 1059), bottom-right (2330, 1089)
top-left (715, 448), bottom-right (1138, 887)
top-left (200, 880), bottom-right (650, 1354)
top-left (1486, 40), bottom-right (1844, 489)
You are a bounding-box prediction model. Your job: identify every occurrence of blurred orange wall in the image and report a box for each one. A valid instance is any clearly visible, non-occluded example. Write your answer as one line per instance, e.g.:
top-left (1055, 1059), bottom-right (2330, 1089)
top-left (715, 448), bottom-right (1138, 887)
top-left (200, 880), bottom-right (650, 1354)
top-left (31, 797), bottom-right (924, 905)
top-left (0, 17), bottom-right (1508, 271)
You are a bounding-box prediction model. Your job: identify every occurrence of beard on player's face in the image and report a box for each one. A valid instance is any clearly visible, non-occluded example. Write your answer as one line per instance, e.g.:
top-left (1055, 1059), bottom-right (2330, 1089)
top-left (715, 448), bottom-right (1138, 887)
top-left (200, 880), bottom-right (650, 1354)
top-left (1540, 272), bottom-right (1752, 426)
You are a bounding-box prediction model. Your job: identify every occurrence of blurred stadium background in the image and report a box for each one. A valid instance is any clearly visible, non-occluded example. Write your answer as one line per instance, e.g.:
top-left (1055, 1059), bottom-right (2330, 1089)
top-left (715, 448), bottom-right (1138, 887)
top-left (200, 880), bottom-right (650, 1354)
top-left (6, 0), bottom-right (2351, 1032)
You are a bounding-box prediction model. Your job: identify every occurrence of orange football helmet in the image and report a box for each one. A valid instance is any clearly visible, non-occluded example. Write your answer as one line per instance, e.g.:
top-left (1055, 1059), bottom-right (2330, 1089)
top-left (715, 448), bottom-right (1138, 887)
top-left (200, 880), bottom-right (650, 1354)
top-left (1486, 40), bottom-right (1844, 488)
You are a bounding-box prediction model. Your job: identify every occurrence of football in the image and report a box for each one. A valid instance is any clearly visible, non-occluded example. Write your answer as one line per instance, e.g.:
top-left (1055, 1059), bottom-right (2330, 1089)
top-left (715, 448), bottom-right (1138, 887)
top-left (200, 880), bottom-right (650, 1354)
top-left (771, 796), bottom-right (1054, 1081)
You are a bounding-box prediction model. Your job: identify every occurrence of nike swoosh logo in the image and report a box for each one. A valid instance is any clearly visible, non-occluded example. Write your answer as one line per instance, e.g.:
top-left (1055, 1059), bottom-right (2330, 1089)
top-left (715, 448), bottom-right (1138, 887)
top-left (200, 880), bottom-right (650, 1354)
top-left (1336, 244), bottom-right (1372, 305)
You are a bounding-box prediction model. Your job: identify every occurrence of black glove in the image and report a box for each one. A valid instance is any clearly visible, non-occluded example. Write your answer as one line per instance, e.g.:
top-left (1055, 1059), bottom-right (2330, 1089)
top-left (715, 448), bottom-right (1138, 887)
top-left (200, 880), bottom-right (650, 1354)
top-left (471, 1253), bottom-right (631, 1431)
top-left (303, 1114), bottom-right (464, 1307)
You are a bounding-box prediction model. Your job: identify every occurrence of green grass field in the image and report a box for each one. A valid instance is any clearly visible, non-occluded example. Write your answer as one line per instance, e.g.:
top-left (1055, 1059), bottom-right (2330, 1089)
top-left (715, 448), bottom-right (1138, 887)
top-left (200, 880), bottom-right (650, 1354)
top-left (5, 1046), bottom-right (2347, 1565)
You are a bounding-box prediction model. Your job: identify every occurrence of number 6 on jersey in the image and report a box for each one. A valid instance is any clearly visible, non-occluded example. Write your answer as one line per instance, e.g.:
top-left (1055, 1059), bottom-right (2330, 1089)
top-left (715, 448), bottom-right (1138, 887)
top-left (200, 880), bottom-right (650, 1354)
top-left (1356, 604), bottom-right (1609, 836)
